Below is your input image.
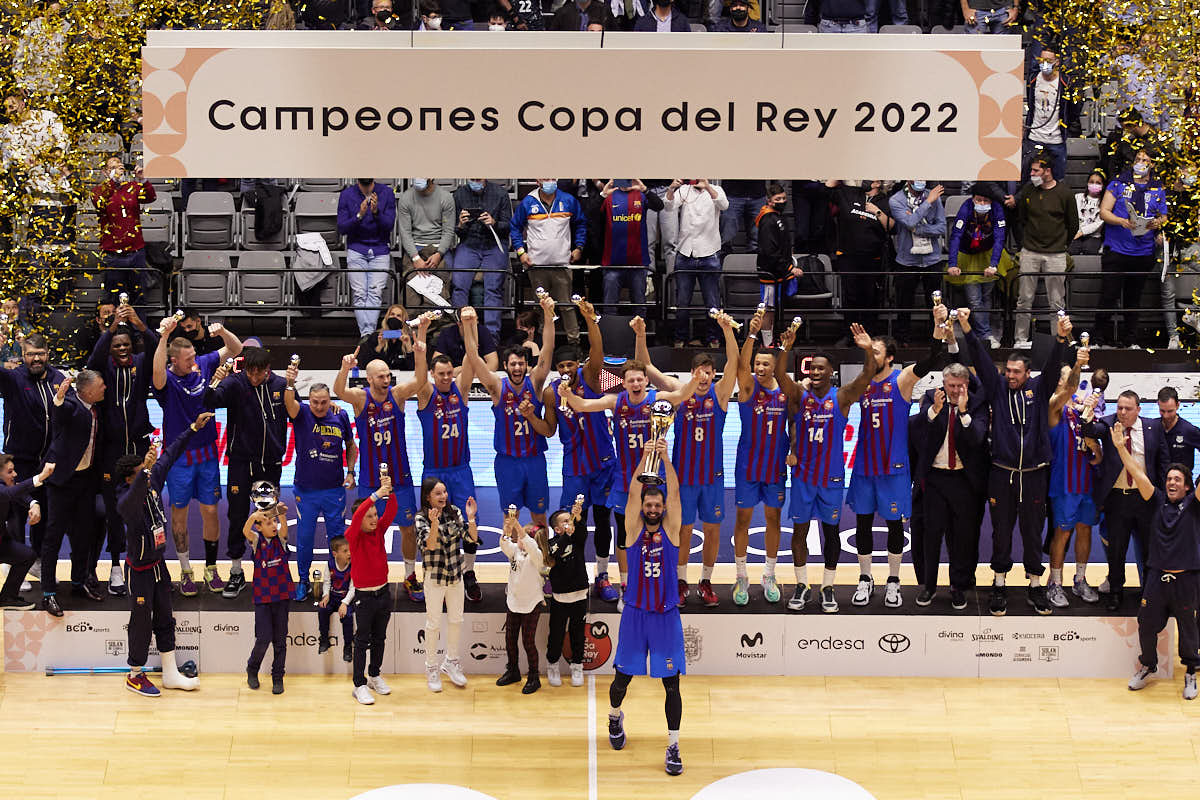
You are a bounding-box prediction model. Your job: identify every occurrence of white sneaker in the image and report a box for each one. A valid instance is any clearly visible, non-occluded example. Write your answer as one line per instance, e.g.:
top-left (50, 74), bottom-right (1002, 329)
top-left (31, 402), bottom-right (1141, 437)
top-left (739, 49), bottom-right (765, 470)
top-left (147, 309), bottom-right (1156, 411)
top-left (570, 663), bottom-right (584, 686)
top-left (1013, 338), bottom-right (1032, 350)
top-left (1128, 663), bottom-right (1154, 691)
top-left (985, 335), bottom-right (1002, 349)
top-left (1098, 578), bottom-right (1111, 594)
top-left (1072, 575), bottom-right (1100, 604)
top-left (426, 665), bottom-right (443, 693)
top-left (547, 664), bottom-right (562, 687)
top-left (1183, 311), bottom-right (1200, 333)
top-left (353, 685), bottom-right (375, 705)
top-left (367, 674), bottom-right (391, 695)
top-left (20, 579), bottom-right (31, 593)
top-left (1046, 583), bottom-right (1069, 608)
top-left (1185, 672), bottom-right (1198, 700)
top-left (1169, 335), bottom-right (1182, 350)
top-left (441, 657), bottom-right (468, 688)
top-left (852, 575), bottom-right (874, 606)
top-left (883, 579), bottom-right (902, 608)
top-left (28, 560), bottom-right (40, 580)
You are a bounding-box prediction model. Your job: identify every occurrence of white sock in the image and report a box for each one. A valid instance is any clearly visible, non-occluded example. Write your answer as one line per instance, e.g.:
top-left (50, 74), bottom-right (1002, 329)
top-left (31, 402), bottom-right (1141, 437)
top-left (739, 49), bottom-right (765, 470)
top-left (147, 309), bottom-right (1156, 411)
top-left (597, 556), bottom-right (609, 576)
top-left (109, 568), bottom-right (124, 587)
top-left (794, 563), bottom-right (807, 585)
top-left (764, 557), bottom-right (777, 579)
top-left (1075, 563), bottom-right (1087, 581)
top-left (464, 552), bottom-right (476, 572)
top-left (994, 572), bottom-right (1005, 587)
top-left (178, 551), bottom-right (191, 572)
top-left (404, 559), bottom-right (416, 578)
top-left (230, 558), bottom-right (243, 575)
top-left (1049, 567), bottom-right (1063, 585)
top-left (668, 730), bottom-right (679, 746)
top-left (701, 564), bottom-right (713, 582)
top-left (609, 706), bottom-right (621, 718)
top-left (887, 551), bottom-right (902, 580)
top-left (129, 665), bottom-right (142, 675)
top-left (735, 557), bottom-right (747, 580)
top-left (823, 567), bottom-right (837, 588)
top-left (857, 554), bottom-right (872, 577)
top-left (1028, 574), bottom-right (1041, 588)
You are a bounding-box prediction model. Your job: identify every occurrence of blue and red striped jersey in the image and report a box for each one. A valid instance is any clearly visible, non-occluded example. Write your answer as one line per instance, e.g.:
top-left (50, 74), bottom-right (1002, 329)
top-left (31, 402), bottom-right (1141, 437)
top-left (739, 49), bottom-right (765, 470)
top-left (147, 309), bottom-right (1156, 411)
top-left (355, 390), bottom-right (412, 487)
top-left (328, 559), bottom-right (352, 596)
top-left (793, 385), bottom-right (847, 488)
top-left (601, 190), bottom-right (652, 267)
top-left (852, 368), bottom-right (911, 477)
top-left (735, 378), bottom-right (790, 484)
top-left (624, 524), bottom-right (679, 613)
top-left (613, 389), bottom-right (657, 489)
top-left (553, 368), bottom-right (616, 477)
top-left (251, 534), bottom-right (293, 605)
top-left (417, 383), bottom-right (470, 470)
top-left (492, 375), bottom-right (547, 458)
top-left (1050, 405), bottom-right (1094, 497)
top-left (672, 386), bottom-right (726, 486)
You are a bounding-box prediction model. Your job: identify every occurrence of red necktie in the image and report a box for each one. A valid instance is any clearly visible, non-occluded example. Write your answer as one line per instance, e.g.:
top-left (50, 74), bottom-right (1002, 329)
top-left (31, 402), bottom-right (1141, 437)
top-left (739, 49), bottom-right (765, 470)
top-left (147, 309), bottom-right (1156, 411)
top-left (1125, 431), bottom-right (1134, 487)
top-left (947, 407), bottom-right (957, 469)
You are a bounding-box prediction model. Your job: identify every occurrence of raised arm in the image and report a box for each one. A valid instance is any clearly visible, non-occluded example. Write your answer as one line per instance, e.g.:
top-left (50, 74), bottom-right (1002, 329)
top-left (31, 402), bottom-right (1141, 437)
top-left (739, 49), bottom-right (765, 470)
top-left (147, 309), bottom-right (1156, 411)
top-left (633, 315), bottom-right (680, 392)
top-left (1049, 347), bottom-right (1086, 421)
top-left (392, 315), bottom-right (430, 401)
top-left (560, 383), bottom-right (617, 414)
top-left (713, 313), bottom-right (739, 404)
top-left (151, 316), bottom-right (175, 391)
top-left (775, 328), bottom-right (803, 405)
top-left (86, 329), bottom-right (113, 372)
top-left (958, 308), bottom-right (1000, 394)
top-left (518, 395), bottom-right (552, 438)
top-left (333, 348), bottom-right (367, 414)
top-left (837, 323), bottom-right (878, 416)
top-left (283, 361), bottom-right (301, 418)
top-left (656, 369), bottom-right (701, 408)
top-left (539, 385), bottom-right (560, 439)
top-left (461, 307), bottom-right (501, 400)
top-left (577, 297), bottom-right (605, 392)
top-left (1111, 422), bottom-right (1155, 501)
top-left (896, 313), bottom-right (946, 399)
top-left (529, 294), bottom-right (557, 392)
top-left (737, 311), bottom-right (762, 396)
top-left (209, 322), bottom-right (243, 361)
top-left (660, 441), bottom-right (681, 547)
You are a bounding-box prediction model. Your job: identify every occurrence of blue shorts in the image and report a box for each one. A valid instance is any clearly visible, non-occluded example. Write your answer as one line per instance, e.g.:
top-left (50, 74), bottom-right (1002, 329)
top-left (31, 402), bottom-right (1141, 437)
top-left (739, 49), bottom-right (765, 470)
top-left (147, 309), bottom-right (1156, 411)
top-left (495, 452), bottom-right (549, 515)
top-left (359, 482), bottom-right (417, 527)
top-left (790, 480), bottom-right (844, 526)
top-left (166, 459), bottom-right (221, 508)
top-left (1051, 493), bottom-right (1099, 530)
top-left (734, 477), bottom-right (786, 509)
top-left (677, 482), bottom-right (724, 525)
top-left (561, 460), bottom-right (615, 511)
top-left (614, 605), bottom-right (686, 678)
top-left (846, 471), bottom-right (911, 521)
top-left (422, 464), bottom-right (476, 511)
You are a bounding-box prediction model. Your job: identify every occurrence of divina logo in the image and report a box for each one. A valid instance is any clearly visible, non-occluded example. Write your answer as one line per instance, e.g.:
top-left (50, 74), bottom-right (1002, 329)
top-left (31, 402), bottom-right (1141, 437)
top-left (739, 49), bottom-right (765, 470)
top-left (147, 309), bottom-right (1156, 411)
top-left (213, 624), bottom-right (240, 632)
top-left (740, 632), bottom-right (764, 648)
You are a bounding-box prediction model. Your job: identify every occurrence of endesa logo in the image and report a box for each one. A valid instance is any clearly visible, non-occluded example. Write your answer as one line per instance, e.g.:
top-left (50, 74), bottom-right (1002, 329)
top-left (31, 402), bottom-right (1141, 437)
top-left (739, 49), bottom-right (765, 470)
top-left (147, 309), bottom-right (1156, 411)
top-left (797, 637), bottom-right (865, 650)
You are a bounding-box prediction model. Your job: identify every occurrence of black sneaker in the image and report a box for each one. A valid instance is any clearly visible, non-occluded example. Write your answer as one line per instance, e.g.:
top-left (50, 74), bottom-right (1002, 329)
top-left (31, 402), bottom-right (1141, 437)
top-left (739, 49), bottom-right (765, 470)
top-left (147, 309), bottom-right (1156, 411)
top-left (463, 570), bottom-right (483, 603)
top-left (222, 571), bottom-right (247, 599)
top-left (608, 711), bottom-right (626, 750)
top-left (343, 643), bottom-right (353, 663)
top-left (0, 596), bottom-right (35, 610)
top-left (950, 588), bottom-right (967, 610)
top-left (318, 636), bottom-right (331, 654)
top-left (1028, 585), bottom-right (1052, 615)
top-left (916, 588), bottom-right (934, 607)
top-left (665, 743), bottom-right (683, 776)
top-left (1105, 589), bottom-right (1123, 612)
top-left (989, 584), bottom-right (1007, 617)
top-left (272, 676), bottom-right (284, 695)
top-left (247, 671), bottom-right (260, 690)
top-left (521, 674), bottom-right (541, 694)
top-left (496, 666), bottom-right (521, 686)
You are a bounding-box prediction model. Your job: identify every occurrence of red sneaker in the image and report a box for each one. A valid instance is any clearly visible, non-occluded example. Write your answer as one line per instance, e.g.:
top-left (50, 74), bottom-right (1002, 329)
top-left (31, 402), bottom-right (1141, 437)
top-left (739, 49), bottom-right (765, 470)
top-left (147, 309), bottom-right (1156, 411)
top-left (677, 578), bottom-right (689, 607)
top-left (405, 573), bottom-right (425, 603)
top-left (125, 672), bottom-right (161, 698)
top-left (698, 579), bottom-right (719, 608)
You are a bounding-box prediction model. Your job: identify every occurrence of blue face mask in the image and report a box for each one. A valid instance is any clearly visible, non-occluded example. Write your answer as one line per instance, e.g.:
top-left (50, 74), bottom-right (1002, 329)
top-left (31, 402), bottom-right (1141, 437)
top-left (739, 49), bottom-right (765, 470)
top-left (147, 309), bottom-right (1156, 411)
top-left (412, 178), bottom-right (429, 191)
top-left (1132, 163), bottom-right (1149, 177)
top-left (468, 180), bottom-right (484, 192)
top-left (541, 180), bottom-right (558, 195)
top-left (910, 180), bottom-right (926, 192)
top-left (974, 202), bottom-right (991, 214)
top-left (1039, 61), bottom-right (1055, 76)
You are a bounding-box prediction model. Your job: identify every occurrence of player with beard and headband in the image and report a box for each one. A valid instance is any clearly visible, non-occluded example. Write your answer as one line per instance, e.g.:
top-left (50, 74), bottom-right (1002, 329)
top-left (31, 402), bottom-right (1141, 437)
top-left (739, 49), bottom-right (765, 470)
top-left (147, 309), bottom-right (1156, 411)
top-left (776, 322), bottom-right (877, 612)
top-left (540, 297), bottom-right (621, 603)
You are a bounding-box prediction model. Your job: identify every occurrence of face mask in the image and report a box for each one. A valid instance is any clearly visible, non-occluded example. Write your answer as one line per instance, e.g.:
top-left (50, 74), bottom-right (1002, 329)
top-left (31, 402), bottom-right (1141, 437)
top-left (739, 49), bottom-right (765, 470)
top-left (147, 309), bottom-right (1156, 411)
top-left (771, 201), bottom-right (786, 211)
top-left (1183, 174), bottom-right (1198, 187)
top-left (730, 7), bottom-right (748, 20)
top-left (1133, 163), bottom-right (1149, 176)
top-left (973, 202), bottom-right (991, 214)
top-left (488, 23), bottom-right (505, 30)
top-left (1039, 61), bottom-right (1055, 76)
top-left (910, 180), bottom-right (926, 193)
top-left (1030, 175), bottom-right (1044, 187)
top-left (357, 178), bottom-right (373, 187)
top-left (385, 316), bottom-right (402, 330)
top-left (425, 15), bottom-right (441, 28)
top-left (1087, 183), bottom-right (1103, 196)
top-left (412, 178), bottom-right (429, 191)
top-left (541, 180), bottom-right (557, 195)
top-left (468, 180), bottom-right (484, 192)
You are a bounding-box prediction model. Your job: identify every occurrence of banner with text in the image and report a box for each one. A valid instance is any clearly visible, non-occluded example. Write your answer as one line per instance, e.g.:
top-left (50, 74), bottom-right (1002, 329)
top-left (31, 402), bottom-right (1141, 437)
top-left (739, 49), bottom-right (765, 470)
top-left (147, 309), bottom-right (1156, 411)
top-left (142, 31), bottom-right (1022, 180)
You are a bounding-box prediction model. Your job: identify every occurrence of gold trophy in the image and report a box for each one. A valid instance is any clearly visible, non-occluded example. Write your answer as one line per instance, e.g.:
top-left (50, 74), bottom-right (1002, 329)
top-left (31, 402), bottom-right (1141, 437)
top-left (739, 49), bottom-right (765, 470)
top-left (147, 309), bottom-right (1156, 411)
top-left (379, 462), bottom-right (389, 485)
top-left (158, 308), bottom-right (184, 334)
top-left (638, 400), bottom-right (676, 485)
top-left (708, 308), bottom-right (742, 331)
top-left (571, 294), bottom-right (601, 323)
top-left (788, 316), bottom-right (803, 336)
top-left (311, 567), bottom-right (324, 603)
top-left (118, 292), bottom-right (130, 307)
top-left (209, 357), bottom-right (235, 389)
top-left (290, 353), bottom-right (301, 367)
top-left (535, 286), bottom-right (559, 322)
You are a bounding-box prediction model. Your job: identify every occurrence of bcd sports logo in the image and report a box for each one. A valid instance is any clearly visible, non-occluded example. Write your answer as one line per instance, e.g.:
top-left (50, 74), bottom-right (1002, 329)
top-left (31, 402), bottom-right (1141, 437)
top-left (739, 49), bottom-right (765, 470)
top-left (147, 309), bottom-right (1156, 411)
top-left (563, 621), bottom-right (613, 671)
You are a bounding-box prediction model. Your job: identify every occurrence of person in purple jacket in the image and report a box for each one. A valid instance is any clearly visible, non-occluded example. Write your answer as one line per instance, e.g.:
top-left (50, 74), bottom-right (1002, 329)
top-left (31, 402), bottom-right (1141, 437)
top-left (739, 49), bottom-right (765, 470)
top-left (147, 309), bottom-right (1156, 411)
top-left (338, 178), bottom-right (397, 338)
top-left (947, 186), bottom-right (1008, 349)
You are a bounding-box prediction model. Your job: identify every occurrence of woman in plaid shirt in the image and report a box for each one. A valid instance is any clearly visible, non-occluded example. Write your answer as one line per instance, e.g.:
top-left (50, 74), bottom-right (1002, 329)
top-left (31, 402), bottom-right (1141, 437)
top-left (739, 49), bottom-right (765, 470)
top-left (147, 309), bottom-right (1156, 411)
top-left (416, 478), bottom-right (478, 693)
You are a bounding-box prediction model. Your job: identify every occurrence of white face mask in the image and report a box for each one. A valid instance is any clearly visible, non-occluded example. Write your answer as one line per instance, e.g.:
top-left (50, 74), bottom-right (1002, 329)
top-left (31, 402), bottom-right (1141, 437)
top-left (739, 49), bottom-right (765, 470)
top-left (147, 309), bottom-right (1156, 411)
top-left (488, 22), bottom-right (505, 30)
top-left (1030, 175), bottom-right (1044, 187)
top-left (425, 15), bottom-right (441, 28)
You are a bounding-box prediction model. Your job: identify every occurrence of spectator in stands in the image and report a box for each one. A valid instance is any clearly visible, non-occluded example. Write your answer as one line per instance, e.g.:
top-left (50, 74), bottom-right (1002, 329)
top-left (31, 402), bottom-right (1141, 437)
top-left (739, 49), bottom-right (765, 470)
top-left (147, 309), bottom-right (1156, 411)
top-left (417, 0), bottom-right (443, 29)
top-left (720, 179), bottom-right (766, 262)
top-left (497, 0), bottom-right (544, 29)
top-left (92, 156), bottom-right (156, 305)
top-left (805, 0), bottom-right (869, 33)
top-left (825, 180), bottom-right (893, 337)
top-left (452, 179), bottom-right (512, 340)
top-left (11, 0), bottom-right (69, 95)
top-left (177, 309), bottom-right (221, 356)
top-left (357, 0), bottom-right (404, 28)
top-left (1011, 156), bottom-right (1077, 349)
top-left (754, 183), bottom-right (793, 346)
top-left (507, 310), bottom-right (544, 361)
top-left (947, 187), bottom-right (1007, 348)
top-left (437, 0), bottom-right (475, 29)
top-left (713, 0), bottom-right (766, 30)
top-left (600, 179), bottom-right (662, 319)
top-left (865, 0), bottom-right (907, 31)
top-left (358, 305), bottom-right (415, 371)
top-left (1114, 27), bottom-right (1169, 128)
top-left (643, 179), bottom-right (677, 275)
top-left (1096, 150), bottom-right (1169, 349)
top-left (549, 0), bottom-right (610, 30)
top-left (399, 178), bottom-right (456, 303)
top-left (890, 181), bottom-right (947, 345)
top-left (0, 297), bottom-right (32, 368)
top-left (1103, 109), bottom-right (1172, 184)
top-left (511, 179), bottom-right (586, 345)
top-left (75, 299), bottom-right (116, 366)
top-left (338, 178), bottom-right (397, 338)
top-left (433, 315), bottom-right (500, 370)
top-left (1071, 169), bottom-right (1106, 256)
top-left (1023, 45), bottom-right (1078, 182)
top-left (633, 0), bottom-right (689, 30)
top-left (962, 0), bottom-right (1016, 34)
top-left (0, 90), bottom-right (72, 247)
top-left (790, 180), bottom-right (830, 255)
top-left (666, 178), bottom-right (728, 348)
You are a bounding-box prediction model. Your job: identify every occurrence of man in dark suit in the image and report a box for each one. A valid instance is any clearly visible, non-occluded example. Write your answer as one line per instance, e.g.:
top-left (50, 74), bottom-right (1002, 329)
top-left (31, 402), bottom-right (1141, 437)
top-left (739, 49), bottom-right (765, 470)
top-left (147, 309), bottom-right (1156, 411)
top-left (913, 364), bottom-right (990, 611)
top-left (1084, 389), bottom-right (1171, 611)
top-left (0, 456), bottom-right (54, 608)
top-left (40, 370), bottom-right (107, 616)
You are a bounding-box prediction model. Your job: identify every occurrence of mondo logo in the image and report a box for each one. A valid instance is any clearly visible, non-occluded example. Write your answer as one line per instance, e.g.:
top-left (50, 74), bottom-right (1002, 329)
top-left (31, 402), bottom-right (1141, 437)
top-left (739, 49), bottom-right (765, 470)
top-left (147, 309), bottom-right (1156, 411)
top-left (878, 633), bottom-right (911, 654)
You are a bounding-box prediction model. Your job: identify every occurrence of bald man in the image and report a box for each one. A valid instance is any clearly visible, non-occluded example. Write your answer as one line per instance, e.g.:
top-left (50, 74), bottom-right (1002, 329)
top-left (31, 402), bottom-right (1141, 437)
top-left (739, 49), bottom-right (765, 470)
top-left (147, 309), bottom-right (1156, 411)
top-left (334, 316), bottom-right (431, 602)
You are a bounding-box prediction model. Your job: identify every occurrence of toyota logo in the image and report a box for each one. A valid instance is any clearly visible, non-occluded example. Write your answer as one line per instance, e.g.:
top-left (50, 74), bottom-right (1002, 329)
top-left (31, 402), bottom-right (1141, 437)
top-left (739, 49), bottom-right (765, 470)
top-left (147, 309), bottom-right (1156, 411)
top-left (878, 633), bottom-right (911, 653)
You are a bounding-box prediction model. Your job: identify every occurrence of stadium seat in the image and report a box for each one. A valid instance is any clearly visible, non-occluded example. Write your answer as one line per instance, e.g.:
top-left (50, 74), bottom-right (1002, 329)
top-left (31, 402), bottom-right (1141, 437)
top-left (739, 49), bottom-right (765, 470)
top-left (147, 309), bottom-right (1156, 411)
top-left (293, 192), bottom-right (342, 250)
top-left (233, 251), bottom-right (288, 314)
top-left (140, 194), bottom-right (176, 252)
top-left (1067, 254), bottom-right (1101, 333)
top-left (944, 195), bottom-right (969, 239)
top-left (76, 131), bottom-right (123, 155)
top-left (782, 24), bottom-right (817, 32)
top-left (598, 315), bottom-right (636, 355)
top-left (721, 254), bottom-right (761, 315)
top-left (879, 24), bottom-right (922, 33)
top-left (184, 191), bottom-right (237, 250)
top-left (241, 204), bottom-right (289, 250)
top-left (931, 24), bottom-right (966, 33)
top-left (180, 251), bottom-right (234, 309)
top-left (75, 199), bottom-right (100, 251)
top-left (128, 131), bottom-right (143, 155)
top-left (298, 178), bottom-right (345, 192)
top-left (690, 22), bottom-right (707, 31)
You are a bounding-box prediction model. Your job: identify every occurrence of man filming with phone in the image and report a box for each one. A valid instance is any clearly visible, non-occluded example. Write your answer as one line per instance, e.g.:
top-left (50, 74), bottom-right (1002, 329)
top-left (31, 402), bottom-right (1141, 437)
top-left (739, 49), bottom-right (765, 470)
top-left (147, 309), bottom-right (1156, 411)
top-left (451, 178), bottom-right (513, 340)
